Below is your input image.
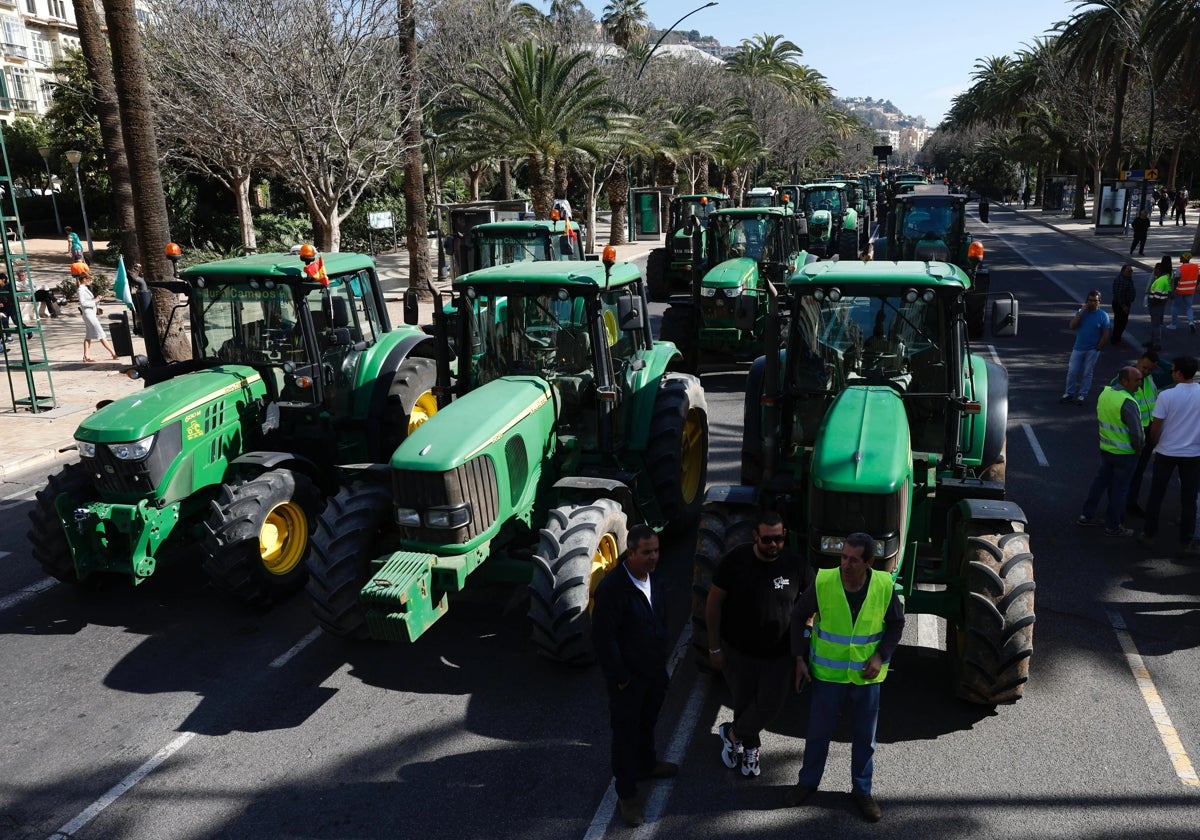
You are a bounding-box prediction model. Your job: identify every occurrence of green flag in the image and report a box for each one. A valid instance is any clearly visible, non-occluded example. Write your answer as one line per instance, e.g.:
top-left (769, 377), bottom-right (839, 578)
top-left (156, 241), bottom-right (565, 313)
top-left (113, 255), bottom-right (133, 310)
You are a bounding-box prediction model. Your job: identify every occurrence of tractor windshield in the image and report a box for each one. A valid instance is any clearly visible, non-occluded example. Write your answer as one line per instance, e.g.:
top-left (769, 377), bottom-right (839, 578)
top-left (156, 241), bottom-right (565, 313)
top-left (715, 215), bottom-right (781, 263)
top-left (197, 285), bottom-right (311, 366)
top-left (674, 199), bottom-right (717, 228)
top-left (475, 292), bottom-right (593, 384)
top-left (900, 198), bottom-right (959, 242)
top-left (805, 188), bottom-right (842, 215)
top-left (475, 228), bottom-right (580, 268)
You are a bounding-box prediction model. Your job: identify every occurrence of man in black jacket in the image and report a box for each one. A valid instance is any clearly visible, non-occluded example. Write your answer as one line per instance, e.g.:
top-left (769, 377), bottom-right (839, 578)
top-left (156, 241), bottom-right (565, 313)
top-left (592, 524), bottom-right (677, 827)
top-left (1130, 209), bottom-right (1150, 256)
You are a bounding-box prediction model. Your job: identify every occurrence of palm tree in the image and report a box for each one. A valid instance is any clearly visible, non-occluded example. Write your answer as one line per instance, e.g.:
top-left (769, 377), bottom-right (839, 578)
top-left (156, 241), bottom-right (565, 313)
top-left (459, 41), bottom-right (617, 217)
top-left (602, 0), bottom-right (648, 49)
top-left (1144, 0), bottom-right (1200, 110)
top-left (725, 34), bottom-right (832, 107)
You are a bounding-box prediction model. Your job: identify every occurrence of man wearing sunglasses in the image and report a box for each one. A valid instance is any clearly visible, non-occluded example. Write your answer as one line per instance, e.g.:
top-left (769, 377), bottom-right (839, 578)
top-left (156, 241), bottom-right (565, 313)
top-left (706, 511), bottom-right (813, 779)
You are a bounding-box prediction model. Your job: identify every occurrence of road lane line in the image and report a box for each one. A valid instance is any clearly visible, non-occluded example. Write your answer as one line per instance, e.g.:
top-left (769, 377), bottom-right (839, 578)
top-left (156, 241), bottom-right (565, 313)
top-left (1021, 422), bottom-right (1050, 467)
top-left (48, 731), bottom-right (197, 839)
top-left (986, 344), bottom-right (1001, 365)
top-left (583, 623), bottom-right (702, 839)
top-left (1106, 609), bottom-right (1199, 787)
top-left (268, 627), bottom-right (322, 669)
top-left (0, 577), bottom-right (54, 612)
top-left (0, 486), bottom-right (37, 502)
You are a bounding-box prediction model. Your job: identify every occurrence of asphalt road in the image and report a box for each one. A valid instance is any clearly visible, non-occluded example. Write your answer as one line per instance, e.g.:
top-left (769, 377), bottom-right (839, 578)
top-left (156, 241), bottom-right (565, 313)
top-left (3, 209), bottom-right (1200, 838)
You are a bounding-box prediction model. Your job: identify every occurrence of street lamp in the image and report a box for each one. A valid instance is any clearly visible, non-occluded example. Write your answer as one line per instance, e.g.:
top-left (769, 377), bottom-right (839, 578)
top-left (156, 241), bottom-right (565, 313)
top-left (424, 131), bottom-right (444, 282)
top-left (64, 149), bottom-right (94, 260)
top-left (37, 145), bottom-right (61, 235)
top-left (636, 2), bottom-right (718, 80)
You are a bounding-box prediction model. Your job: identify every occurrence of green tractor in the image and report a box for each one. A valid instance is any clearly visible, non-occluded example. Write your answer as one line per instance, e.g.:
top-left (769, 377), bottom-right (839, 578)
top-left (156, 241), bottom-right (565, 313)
top-left (873, 191), bottom-right (991, 339)
top-left (658, 205), bottom-right (810, 371)
top-left (449, 216), bottom-right (588, 279)
top-left (782, 183), bottom-right (860, 260)
top-left (27, 249), bottom-right (438, 606)
top-left (645, 193), bottom-right (731, 302)
top-left (692, 259), bottom-right (1033, 705)
top-left (305, 255), bottom-right (709, 663)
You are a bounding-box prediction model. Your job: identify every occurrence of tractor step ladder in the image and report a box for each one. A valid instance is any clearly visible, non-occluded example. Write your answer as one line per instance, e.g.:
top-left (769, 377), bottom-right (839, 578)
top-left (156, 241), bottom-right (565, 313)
top-left (0, 122), bottom-right (55, 413)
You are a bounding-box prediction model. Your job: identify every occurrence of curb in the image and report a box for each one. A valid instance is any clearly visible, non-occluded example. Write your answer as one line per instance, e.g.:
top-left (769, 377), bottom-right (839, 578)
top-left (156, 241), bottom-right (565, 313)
top-left (0, 446), bottom-right (70, 481)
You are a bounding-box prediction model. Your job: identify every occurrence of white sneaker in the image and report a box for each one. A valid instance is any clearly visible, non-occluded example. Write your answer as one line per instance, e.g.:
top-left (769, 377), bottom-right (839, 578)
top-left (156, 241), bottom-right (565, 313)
top-left (1166, 324), bottom-right (1178, 330)
top-left (719, 722), bottom-right (742, 769)
top-left (741, 746), bottom-right (761, 777)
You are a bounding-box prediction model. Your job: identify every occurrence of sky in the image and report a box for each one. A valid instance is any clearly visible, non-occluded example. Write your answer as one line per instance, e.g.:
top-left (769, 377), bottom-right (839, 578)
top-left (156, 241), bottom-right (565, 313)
top-left (579, 0), bottom-right (1080, 125)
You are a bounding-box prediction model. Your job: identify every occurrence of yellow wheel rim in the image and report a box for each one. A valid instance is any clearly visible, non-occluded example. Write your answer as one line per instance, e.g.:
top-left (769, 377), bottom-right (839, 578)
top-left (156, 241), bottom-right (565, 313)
top-left (409, 390), bottom-right (439, 435)
top-left (259, 501), bottom-right (308, 575)
top-left (679, 408), bottom-right (704, 504)
top-left (587, 532), bottom-right (621, 612)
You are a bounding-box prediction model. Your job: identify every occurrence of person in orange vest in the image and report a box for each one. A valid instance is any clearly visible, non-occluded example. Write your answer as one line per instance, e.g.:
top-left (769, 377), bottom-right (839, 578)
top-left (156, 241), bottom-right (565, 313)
top-left (1169, 251), bottom-right (1198, 333)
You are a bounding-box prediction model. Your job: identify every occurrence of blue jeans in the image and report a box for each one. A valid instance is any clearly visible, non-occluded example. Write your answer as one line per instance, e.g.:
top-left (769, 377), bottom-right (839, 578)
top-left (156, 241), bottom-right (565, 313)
top-left (797, 679), bottom-right (880, 795)
top-left (1082, 450), bottom-right (1137, 530)
top-left (1064, 348), bottom-right (1101, 398)
top-left (1171, 292), bottom-right (1195, 326)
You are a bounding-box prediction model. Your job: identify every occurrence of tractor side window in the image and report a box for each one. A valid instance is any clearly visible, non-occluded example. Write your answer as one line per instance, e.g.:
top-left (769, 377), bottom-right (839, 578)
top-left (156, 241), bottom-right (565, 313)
top-left (347, 271), bottom-right (378, 344)
top-left (601, 291), bottom-right (639, 362)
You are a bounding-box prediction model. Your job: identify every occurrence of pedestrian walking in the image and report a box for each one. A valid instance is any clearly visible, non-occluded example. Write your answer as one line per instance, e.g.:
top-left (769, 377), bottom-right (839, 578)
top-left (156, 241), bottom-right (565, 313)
top-left (1110, 264), bottom-right (1136, 346)
top-left (1022, 186), bottom-right (1032, 209)
top-left (1123, 351), bottom-right (1161, 517)
top-left (1170, 251), bottom-right (1197, 332)
top-left (1076, 366), bottom-right (1145, 536)
top-left (1129, 209), bottom-right (1150, 256)
top-left (1137, 355), bottom-right (1200, 556)
top-left (76, 271), bottom-right (118, 362)
top-left (65, 226), bottom-right (84, 263)
top-left (1061, 289), bottom-right (1110, 405)
top-left (592, 525), bottom-right (677, 828)
top-left (707, 511), bottom-right (813, 779)
top-left (786, 532), bottom-right (905, 822)
top-left (1157, 192), bottom-right (1171, 225)
top-left (1146, 258), bottom-right (1173, 350)
top-left (1174, 188), bottom-right (1189, 226)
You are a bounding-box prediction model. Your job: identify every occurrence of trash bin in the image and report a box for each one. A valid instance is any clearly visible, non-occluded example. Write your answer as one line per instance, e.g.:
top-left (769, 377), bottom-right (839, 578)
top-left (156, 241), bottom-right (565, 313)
top-left (979, 197), bottom-right (990, 223)
top-left (109, 311), bottom-right (133, 357)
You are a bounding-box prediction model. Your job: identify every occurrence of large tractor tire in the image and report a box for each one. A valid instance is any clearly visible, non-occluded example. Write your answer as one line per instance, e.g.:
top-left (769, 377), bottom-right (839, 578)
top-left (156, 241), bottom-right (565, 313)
top-left (201, 468), bottom-right (321, 607)
top-left (949, 523), bottom-right (1035, 704)
top-left (377, 357), bottom-right (439, 461)
top-left (647, 373), bottom-right (709, 532)
top-left (658, 305), bottom-right (699, 374)
top-left (528, 499), bottom-right (629, 664)
top-left (27, 461), bottom-right (95, 585)
top-left (305, 481), bottom-right (394, 638)
top-left (838, 228), bottom-right (860, 261)
top-left (690, 503), bottom-right (756, 666)
top-left (646, 248), bottom-right (671, 302)
top-left (740, 357), bottom-right (767, 486)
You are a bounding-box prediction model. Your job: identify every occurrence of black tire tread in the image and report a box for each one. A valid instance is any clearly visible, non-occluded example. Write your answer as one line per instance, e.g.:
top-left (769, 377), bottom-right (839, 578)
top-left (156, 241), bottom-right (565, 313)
top-left (689, 503), bottom-right (757, 663)
top-left (646, 373), bottom-right (708, 532)
top-left (27, 462), bottom-right (95, 585)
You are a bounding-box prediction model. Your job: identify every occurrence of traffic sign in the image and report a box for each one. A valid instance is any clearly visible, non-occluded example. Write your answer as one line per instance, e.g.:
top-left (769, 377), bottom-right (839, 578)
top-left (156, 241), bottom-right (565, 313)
top-left (1121, 169), bottom-right (1159, 181)
top-left (1145, 168), bottom-right (1159, 180)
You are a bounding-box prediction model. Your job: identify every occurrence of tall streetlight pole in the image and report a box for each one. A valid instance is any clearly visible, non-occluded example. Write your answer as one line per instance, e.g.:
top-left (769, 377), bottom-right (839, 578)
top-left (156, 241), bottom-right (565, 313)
top-left (64, 149), bottom-right (94, 260)
top-left (636, 2), bottom-right (718, 80)
top-left (37, 145), bottom-right (61, 235)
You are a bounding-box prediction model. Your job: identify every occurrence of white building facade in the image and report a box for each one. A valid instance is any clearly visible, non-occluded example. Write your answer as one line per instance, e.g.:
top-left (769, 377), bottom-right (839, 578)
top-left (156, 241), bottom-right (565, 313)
top-left (0, 0), bottom-right (79, 120)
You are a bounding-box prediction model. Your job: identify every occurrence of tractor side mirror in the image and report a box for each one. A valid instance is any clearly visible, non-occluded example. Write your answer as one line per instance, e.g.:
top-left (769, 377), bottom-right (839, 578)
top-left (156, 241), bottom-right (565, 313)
top-left (402, 289), bottom-right (419, 326)
top-left (559, 235), bottom-right (574, 256)
top-left (617, 295), bottom-right (644, 331)
top-left (734, 295), bottom-right (758, 332)
top-left (328, 327), bottom-right (352, 346)
top-left (991, 297), bottom-right (1019, 337)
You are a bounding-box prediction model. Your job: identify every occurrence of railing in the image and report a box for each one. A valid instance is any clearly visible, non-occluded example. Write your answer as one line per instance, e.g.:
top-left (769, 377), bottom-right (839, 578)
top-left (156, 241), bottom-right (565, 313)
top-left (3, 42), bottom-right (27, 59)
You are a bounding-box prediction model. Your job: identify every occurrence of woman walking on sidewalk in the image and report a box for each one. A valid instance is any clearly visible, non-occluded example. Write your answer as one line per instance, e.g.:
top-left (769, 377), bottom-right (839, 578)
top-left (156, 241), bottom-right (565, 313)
top-left (76, 271), bottom-right (117, 362)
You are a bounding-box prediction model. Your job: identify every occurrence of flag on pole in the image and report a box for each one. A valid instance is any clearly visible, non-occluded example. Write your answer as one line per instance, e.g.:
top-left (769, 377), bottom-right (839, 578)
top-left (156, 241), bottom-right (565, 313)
top-left (113, 255), bottom-right (134, 310)
top-left (304, 255), bottom-right (329, 286)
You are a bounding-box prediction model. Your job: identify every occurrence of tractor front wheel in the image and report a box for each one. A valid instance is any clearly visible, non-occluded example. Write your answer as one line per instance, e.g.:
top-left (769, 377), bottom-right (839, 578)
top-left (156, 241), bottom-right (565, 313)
top-left (949, 524), bottom-right (1035, 704)
top-left (690, 503), bottom-right (756, 666)
top-left (202, 468), bottom-right (320, 607)
top-left (378, 357), bottom-right (439, 461)
top-left (27, 461), bottom-right (95, 585)
top-left (306, 481), bottom-right (394, 638)
top-left (646, 248), bottom-right (670, 302)
top-left (838, 228), bottom-right (860, 260)
top-left (647, 373), bottom-right (709, 531)
top-left (528, 499), bottom-right (629, 664)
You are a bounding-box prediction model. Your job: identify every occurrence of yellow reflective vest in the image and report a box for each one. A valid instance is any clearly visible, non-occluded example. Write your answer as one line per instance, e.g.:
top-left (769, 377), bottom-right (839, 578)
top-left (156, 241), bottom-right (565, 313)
top-left (809, 567), bottom-right (892, 684)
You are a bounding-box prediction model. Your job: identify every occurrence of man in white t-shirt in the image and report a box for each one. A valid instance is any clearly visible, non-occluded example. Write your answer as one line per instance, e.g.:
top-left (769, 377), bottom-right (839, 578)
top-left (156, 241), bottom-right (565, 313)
top-left (1138, 355), bottom-right (1200, 556)
top-left (552, 197), bottom-right (573, 221)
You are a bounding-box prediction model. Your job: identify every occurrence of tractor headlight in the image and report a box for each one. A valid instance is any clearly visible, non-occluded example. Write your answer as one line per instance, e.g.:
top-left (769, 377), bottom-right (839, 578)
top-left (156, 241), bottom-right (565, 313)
top-left (722, 285), bottom-right (744, 298)
top-left (109, 435), bottom-right (155, 461)
top-left (395, 507), bottom-right (422, 527)
top-left (77, 440), bottom-right (97, 458)
top-left (700, 287), bottom-right (718, 297)
top-left (425, 503), bottom-right (472, 529)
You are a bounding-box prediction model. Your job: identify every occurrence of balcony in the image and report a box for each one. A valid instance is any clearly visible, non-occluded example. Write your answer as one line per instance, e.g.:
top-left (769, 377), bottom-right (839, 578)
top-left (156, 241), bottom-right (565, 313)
top-left (3, 42), bottom-right (28, 59)
top-left (12, 97), bottom-right (36, 112)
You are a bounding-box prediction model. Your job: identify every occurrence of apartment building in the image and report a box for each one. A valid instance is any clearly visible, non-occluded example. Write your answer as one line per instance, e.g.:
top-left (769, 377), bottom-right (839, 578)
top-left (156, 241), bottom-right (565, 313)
top-left (0, 0), bottom-right (79, 121)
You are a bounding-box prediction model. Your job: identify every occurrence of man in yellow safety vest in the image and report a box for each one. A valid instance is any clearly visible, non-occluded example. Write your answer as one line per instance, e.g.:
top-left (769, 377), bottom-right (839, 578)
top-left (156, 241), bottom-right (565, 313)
top-left (786, 533), bottom-right (905, 822)
top-left (1076, 366), bottom-right (1145, 536)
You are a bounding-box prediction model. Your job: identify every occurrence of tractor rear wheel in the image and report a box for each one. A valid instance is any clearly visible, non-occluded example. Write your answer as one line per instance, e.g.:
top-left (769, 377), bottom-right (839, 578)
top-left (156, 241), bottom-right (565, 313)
top-left (528, 499), bottom-right (628, 664)
top-left (949, 524), bottom-right (1035, 704)
top-left (378, 357), bottom-right (439, 461)
top-left (646, 248), bottom-right (670, 301)
top-left (27, 461), bottom-right (95, 585)
top-left (202, 468), bottom-right (320, 607)
top-left (647, 374), bottom-right (708, 531)
top-left (306, 481), bottom-right (394, 638)
top-left (690, 503), bottom-right (756, 666)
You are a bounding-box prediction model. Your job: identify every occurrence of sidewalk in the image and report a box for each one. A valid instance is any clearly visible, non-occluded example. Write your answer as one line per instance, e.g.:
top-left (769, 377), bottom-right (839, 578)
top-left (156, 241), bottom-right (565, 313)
top-left (0, 231), bottom-right (666, 480)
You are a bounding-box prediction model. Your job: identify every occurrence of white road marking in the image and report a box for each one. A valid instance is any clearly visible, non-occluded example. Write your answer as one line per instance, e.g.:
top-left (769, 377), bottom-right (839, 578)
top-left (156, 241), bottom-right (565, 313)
top-left (583, 623), bottom-right (703, 840)
top-left (268, 627), bottom-right (322, 669)
top-left (1106, 609), bottom-right (1199, 787)
top-left (0, 485), bottom-right (37, 502)
top-left (0, 577), bottom-right (55, 612)
top-left (913, 583), bottom-right (945, 650)
top-left (1021, 422), bottom-right (1050, 467)
top-left (48, 731), bottom-right (197, 839)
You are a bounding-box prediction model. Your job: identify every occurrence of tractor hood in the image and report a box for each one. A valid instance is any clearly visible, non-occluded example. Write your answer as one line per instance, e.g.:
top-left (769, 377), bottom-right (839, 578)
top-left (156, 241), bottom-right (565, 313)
top-left (703, 257), bottom-right (758, 290)
top-left (811, 386), bottom-right (911, 494)
top-left (74, 366), bottom-right (267, 444)
top-left (391, 375), bottom-right (555, 473)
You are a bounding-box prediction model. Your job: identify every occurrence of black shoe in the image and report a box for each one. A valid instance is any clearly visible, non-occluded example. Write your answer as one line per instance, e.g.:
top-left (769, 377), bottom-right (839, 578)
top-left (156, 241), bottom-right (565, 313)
top-left (638, 761), bottom-right (679, 780)
top-left (852, 791), bottom-right (883, 822)
top-left (617, 797), bottom-right (644, 827)
top-left (785, 785), bottom-right (816, 807)
top-left (1126, 504), bottom-right (1145, 517)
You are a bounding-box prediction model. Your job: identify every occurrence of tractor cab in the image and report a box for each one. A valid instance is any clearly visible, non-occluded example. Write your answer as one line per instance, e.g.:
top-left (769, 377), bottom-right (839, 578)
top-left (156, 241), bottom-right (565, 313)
top-left (892, 194), bottom-right (965, 261)
top-left (462, 219), bottom-right (586, 276)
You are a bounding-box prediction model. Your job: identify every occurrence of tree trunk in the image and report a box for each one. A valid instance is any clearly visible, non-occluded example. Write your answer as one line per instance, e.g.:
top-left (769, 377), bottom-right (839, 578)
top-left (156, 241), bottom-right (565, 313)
top-left (529, 153), bottom-right (554, 219)
top-left (500, 158), bottom-right (512, 200)
top-left (399, 0), bottom-right (432, 298)
top-left (234, 172), bottom-right (256, 252)
top-left (655, 153), bottom-right (676, 235)
top-left (72, 0), bottom-right (138, 266)
top-left (695, 153), bottom-right (710, 192)
top-left (1105, 53), bottom-right (1130, 178)
top-left (605, 158), bottom-right (628, 246)
top-left (1167, 143), bottom-right (1181, 190)
top-left (1072, 154), bottom-right (1088, 220)
top-left (102, 0), bottom-right (186, 361)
